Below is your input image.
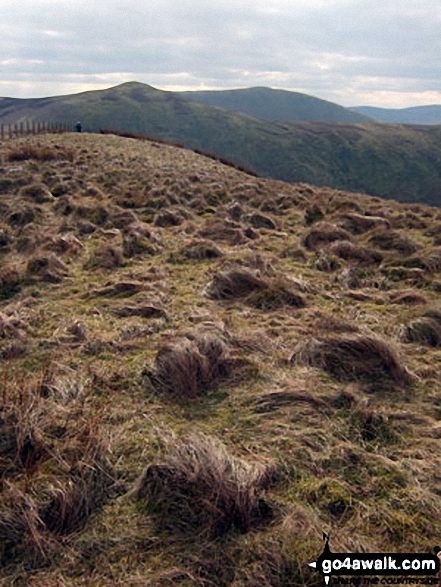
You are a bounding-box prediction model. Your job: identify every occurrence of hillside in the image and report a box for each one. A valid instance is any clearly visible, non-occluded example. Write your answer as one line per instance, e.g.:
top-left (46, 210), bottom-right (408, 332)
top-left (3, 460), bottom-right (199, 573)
top-left (351, 105), bottom-right (441, 125)
top-left (181, 86), bottom-right (373, 124)
top-left (2, 132), bottom-right (441, 585)
top-left (1, 82), bottom-right (441, 205)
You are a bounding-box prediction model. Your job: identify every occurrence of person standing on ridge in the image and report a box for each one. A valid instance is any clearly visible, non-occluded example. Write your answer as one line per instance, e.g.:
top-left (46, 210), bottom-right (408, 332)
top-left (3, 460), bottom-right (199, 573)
top-left (75, 121), bottom-right (82, 132)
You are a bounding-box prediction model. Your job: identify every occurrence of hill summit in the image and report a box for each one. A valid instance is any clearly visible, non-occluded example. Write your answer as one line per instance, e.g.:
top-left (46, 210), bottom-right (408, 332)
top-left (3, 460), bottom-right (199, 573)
top-left (182, 85), bottom-right (373, 123)
top-left (2, 132), bottom-right (441, 584)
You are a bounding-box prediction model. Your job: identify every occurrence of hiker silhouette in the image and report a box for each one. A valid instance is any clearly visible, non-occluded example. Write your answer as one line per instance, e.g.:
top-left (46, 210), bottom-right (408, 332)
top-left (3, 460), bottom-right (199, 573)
top-left (75, 121), bottom-right (82, 132)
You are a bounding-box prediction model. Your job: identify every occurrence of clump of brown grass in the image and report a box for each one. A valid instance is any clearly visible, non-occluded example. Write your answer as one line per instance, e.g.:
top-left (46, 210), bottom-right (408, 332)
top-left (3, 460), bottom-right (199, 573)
top-left (330, 240), bottom-right (383, 266)
top-left (389, 290), bottom-right (428, 305)
top-left (302, 222), bottom-right (352, 250)
top-left (148, 330), bottom-right (231, 397)
top-left (26, 253), bottom-right (69, 283)
top-left (205, 266), bottom-right (268, 300)
top-left (205, 266), bottom-right (307, 309)
top-left (154, 209), bottom-right (184, 227)
top-left (368, 229), bottom-right (419, 255)
top-left (246, 212), bottom-right (277, 230)
top-left (0, 367), bottom-right (113, 566)
top-left (0, 264), bottom-right (23, 299)
top-left (0, 483), bottom-right (55, 567)
top-left (399, 249), bottom-right (441, 274)
top-left (84, 243), bottom-right (124, 270)
top-left (198, 218), bottom-right (248, 245)
top-left (304, 203), bottom-right (324, 225)
top-left (43, 233), bottom-right (84, 256)
top-left (340, 213), bottom-right (390, 234)
top-left (401, 307), bottom-right (441, 347)
top-left (20, 183), bottom-right (54, 204)
top-left (7, 143), bottom-right (74, 163)
top-left (8, 205), bottom-right (36, 227)
top-left (131, 432), bottom-right (277, 536)
top-left (291, 334), bottom-right (412, 388)
top-left (169, 240), bottom-right (223, 263)
top-left (247, 279), bottom-right (306, 310)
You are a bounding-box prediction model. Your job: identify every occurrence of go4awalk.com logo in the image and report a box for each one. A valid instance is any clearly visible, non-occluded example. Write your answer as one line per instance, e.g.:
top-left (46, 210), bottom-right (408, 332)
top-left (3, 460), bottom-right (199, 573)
top-left (308, 533), bottom-right (441, 586)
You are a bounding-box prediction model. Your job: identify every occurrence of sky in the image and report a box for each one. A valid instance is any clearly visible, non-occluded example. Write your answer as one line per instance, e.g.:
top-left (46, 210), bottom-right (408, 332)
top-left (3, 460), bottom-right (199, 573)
top-left (1, 0), bottom-right (440, 108)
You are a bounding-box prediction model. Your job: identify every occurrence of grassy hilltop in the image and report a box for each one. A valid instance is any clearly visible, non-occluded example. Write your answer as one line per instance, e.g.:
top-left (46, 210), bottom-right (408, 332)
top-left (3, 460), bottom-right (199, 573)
top-left (2, 133), bottom-right (441, 585)
top-left (181, 86), bottom-right (373, 123)
top-left (1, 82), bottom-right (441, 205)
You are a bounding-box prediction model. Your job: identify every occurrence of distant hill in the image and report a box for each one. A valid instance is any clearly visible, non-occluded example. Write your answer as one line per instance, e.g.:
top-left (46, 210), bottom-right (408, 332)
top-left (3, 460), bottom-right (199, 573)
top-left (182, 86), bottom-right (373, 123)
top-left (351, 105), bottom-right (441, 125)
top-left (1, 82), bottom-right (441, 205)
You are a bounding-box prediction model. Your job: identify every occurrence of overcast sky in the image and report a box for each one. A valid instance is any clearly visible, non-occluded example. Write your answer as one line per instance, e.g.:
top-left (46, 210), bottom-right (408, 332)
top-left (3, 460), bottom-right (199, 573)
top-left (1, 0), bottom-right (440, 108)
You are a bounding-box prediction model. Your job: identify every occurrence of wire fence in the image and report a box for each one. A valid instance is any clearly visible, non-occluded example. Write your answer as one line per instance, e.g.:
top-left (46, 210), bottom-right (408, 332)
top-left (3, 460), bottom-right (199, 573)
top-left (0, 121), bottom-right (73, 141)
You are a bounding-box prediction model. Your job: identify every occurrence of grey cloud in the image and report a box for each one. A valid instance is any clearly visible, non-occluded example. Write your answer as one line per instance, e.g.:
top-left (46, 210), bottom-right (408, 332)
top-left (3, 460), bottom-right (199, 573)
top-left (0, 0), bottom-right (440, 106)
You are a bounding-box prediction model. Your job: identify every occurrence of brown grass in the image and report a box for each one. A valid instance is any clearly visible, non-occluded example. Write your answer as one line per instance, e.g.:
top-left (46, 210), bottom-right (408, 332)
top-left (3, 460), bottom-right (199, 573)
top-left (340, 212), bottom-right (390, 234)
top-left (26, 253), bottom-right (69, 283)
top-left (205, 266), bottom-right (268, 300)
top-left (291, 334), bottom-right (412, 388)
top-left (169, 240), bottom-right (223, 262)
top-left (198, 218), bottom-right (248, 245)
top-left (84, 243), bottom-right (124, 270)
top-left (131, 432), bottom-right (277, 536)
top-left (330, 240), bottom-right (383, 266)
top-left (0, 264), bottom-right (23, 299)
top-left (368, 229), bottom-right (419, 255)
top-left (389, 289), bottom-right (428, 305)
top-left (0, 367), bottom-right (113, 567)
top-left (402, 307), bottom-right (441, 347)
top-left (7, 143), bottom-right (74, 162)
top-left (302, 222), bottom-right (352, 250)
top-left (148, 330), bottom-right (231, 397)
top-left (247, 280), bottom-right (306, 310)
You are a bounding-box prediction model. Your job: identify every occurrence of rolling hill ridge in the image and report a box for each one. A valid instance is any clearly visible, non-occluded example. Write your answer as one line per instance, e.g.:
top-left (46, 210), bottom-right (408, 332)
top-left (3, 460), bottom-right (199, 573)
top-left (351, 104), bottom-right (441, 125)
top-left (182, 86), bottom-right (373, 123)
top-left (1, 82), bottom-right (440, 205)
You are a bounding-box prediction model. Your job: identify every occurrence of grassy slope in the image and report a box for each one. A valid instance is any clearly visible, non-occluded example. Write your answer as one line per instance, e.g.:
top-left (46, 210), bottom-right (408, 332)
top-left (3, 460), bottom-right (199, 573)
top-left (1, 83), bottom-right (441, 205)
top-left (181, 86), bottom-right (373, 123)
top-left (2, 133), bottom-right (441, 585)
top-left (351, 105), bottom-right (441, 125)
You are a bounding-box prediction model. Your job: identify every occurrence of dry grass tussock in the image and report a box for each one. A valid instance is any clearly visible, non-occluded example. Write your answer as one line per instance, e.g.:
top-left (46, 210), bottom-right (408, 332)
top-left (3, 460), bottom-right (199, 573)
top-left (26, 252), bottom-right (69, 283)
top-left (329, 240), bottom-right (383, 266)
top-left (0, 367), bottom-right (113, 567)
top-left (302, 222), bottom-right (352, 250)
top-left (401, 306), bottom-right (441, 347)
top-left (198, 217), bottom-right (249, 245)
top-left (389, 289), bottom-right (428, 305)
top-left (368, 229), bottom-right (419, 255)
top-left (205, 265), bottom-right (307, 310)
top-left (84, 243), bottom-right (124, 270)
top-left (168, 239), bottom-right (223, 263)
top-left (291, 333), bottom-right (412, 388)
top-left (147, 329), bottom-right (234, 398)
top-left (7, 142), bottom-right (75, 163)
top-left (205, 266), bottom-right (267, 300)
top-left (339, 212), bottom-right (390, 234)
top-left (0, 264), bottom-right (23, 300)
top-left (131, 432), bottom-right (277, 537)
